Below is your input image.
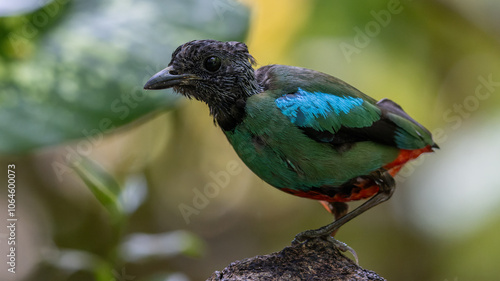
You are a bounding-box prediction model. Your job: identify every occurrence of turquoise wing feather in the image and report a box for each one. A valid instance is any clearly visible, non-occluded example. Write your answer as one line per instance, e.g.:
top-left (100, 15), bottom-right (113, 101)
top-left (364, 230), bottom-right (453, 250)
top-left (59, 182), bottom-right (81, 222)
top-left (259, 65), bottom-right (435, 150)
top-left (275, 87), bottom-right (381, 134)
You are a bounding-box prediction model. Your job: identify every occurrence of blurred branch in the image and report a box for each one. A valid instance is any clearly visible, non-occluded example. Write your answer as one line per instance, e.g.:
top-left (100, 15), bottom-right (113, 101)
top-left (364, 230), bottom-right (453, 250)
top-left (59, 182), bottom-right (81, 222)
top-left (207, 238), bottom-right (385, 281)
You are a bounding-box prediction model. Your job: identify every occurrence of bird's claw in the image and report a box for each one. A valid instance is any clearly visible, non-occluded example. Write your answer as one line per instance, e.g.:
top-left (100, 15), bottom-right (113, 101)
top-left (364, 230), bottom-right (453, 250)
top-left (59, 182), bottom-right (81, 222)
top-left (292, 232), bottom-right (359, 264)
top-left (326, 236), bottom-right (359, 265)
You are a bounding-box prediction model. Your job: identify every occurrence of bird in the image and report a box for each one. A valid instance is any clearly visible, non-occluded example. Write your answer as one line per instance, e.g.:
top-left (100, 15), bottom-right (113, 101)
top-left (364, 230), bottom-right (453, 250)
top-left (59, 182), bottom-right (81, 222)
top-left (144, 39), bottom-right (438, 243)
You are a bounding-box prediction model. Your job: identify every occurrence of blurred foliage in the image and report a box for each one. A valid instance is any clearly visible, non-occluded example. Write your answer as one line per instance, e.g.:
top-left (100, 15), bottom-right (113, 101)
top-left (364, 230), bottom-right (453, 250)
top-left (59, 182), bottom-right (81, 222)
top-left (74, 158), bottom-right (125, 220)
top-left (1, 0), bottom-right (500, 281)
top-left (72, 158), bottom-right (204, 280)
top-left (0, 0), bottom-right (248, 153)
top-left (0, 0), bottom-right (249, 280)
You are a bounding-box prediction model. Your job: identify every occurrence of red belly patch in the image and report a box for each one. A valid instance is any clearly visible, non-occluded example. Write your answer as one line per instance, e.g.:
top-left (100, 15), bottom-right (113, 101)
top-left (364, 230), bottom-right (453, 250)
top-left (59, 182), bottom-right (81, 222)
top-left (383, 145), bottom-right (434, 177)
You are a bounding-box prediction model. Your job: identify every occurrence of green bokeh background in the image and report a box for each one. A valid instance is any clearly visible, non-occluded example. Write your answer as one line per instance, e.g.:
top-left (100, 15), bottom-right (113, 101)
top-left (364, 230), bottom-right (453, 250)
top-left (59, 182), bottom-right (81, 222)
top-left (1, 0), bottom-right (500, 280)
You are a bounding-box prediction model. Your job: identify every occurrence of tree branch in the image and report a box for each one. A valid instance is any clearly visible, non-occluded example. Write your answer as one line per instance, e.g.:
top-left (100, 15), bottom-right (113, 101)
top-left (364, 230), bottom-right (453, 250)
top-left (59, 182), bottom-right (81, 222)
top-left (207, 237), bottom-right (386, 281)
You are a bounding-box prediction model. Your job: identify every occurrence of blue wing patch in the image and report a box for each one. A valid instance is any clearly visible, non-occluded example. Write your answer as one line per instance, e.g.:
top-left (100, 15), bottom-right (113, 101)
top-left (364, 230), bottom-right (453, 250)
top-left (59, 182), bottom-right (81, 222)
top-left (275, 88), bottom-right (380, 133)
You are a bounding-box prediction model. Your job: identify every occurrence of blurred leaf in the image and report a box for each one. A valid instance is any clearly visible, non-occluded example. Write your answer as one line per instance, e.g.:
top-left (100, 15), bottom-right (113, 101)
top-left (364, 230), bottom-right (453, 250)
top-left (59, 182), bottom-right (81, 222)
top-left (180, 231), bottom-right (206, 258)
top-left (73, 157), bottom-right (123, 219)
top-left (0, 0), bottom-right (250, 154)
top-left (0, 0), bottom-right (50, 17)
top-left (144, 272), bottom-right (190, 281)
top-left (44, 248), bottom-right (100, 272)
top-left (119, 173), bottom-right (148, 215)
top-left (120, 230), bottom-right (206, 262)
top-left (43, 248), bottom-right (115, 281)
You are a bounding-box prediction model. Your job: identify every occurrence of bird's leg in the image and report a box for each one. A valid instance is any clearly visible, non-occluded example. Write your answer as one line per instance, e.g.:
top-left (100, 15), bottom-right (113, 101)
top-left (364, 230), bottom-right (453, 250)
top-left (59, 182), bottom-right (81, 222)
top-left (318, 201), bottom-right (358, 262)
top-left (293, 170), bottom-right (396, 243)
top-left (320, 201), bottom-right (349, 236)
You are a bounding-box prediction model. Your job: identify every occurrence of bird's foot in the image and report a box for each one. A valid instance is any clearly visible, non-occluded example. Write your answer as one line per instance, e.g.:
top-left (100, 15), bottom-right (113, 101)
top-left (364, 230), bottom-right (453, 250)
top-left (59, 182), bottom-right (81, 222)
top-left (326, 236), bottom-right (359, 264)
top-left (292, 223), bottom-right (332, 244)
top-left (292, 230), bottom-right (358, 264)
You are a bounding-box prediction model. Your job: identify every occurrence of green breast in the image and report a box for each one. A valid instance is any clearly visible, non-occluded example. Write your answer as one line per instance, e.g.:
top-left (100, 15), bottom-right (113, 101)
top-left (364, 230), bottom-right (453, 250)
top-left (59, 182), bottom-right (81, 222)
top-left (224, 92), bottom-right (400, 191)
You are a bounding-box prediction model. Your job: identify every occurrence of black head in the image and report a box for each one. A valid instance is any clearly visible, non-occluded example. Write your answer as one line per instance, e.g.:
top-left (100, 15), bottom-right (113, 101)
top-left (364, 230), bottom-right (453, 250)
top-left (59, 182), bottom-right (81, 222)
top-left (144, 40), bottom-right (261, 128)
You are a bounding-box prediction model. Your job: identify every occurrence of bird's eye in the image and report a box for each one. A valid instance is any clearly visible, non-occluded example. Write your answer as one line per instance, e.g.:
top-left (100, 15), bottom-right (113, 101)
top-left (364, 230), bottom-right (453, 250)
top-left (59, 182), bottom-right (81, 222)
top-left (203, 56), bottom-right (221, 72)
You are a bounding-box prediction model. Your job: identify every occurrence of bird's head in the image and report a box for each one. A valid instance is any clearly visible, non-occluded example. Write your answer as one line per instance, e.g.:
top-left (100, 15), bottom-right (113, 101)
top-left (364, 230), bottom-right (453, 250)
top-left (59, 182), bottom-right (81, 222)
top-left (144, 40), bottom-right (260, 119)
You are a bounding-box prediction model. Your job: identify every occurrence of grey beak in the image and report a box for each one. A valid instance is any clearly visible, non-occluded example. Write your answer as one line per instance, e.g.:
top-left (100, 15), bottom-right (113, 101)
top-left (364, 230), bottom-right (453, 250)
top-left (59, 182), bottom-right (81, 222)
top-left (144, 66), bottom-right (197, 90)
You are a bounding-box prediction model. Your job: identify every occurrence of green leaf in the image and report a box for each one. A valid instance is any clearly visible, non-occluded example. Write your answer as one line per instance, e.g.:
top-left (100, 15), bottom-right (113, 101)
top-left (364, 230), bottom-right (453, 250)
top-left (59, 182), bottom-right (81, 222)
top-left (73, 157), bottom-right (123, 219)
top-left (0, 0), bottom-right (250, 154)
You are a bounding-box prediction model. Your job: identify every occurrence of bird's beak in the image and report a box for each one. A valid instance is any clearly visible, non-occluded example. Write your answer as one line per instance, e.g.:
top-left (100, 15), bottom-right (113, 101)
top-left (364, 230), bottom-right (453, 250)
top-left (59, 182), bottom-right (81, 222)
top-left (143, 66), bottom-right (198, 90)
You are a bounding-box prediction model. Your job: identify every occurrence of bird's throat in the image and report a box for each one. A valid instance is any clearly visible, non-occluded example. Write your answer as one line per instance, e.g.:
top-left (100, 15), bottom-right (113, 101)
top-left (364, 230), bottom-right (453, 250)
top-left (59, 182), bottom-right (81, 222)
top-left (212, 96), bottom-right (248, 132)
